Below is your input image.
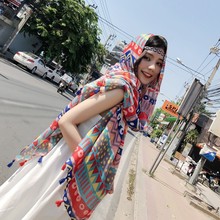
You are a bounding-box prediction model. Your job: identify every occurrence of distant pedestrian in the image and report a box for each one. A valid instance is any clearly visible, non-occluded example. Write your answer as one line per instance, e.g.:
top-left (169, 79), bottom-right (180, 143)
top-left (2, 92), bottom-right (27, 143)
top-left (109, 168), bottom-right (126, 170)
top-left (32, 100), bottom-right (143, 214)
top-left (0, 33), bottom-right (168, 219)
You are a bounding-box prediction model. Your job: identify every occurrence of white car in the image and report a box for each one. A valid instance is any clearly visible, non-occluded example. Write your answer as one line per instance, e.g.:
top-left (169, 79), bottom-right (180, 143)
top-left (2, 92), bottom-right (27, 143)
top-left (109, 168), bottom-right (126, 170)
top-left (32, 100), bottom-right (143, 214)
top-left (68, 80), bottom-right (78, 93)
top-left (47, 69), bottom-right (62, 84)
top-left (13, 51), bottom-right (49, 78)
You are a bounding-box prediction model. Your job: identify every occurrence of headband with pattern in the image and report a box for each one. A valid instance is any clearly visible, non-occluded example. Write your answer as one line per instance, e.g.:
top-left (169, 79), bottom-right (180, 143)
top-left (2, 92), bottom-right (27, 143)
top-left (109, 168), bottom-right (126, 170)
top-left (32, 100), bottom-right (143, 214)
top-left (144, 46), bottom-right (165, 57)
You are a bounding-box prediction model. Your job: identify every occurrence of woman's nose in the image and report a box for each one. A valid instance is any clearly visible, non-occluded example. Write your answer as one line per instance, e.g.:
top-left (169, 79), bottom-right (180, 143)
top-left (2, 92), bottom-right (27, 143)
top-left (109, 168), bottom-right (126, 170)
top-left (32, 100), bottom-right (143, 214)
top-left (148, 62), bottom-right (156, 71)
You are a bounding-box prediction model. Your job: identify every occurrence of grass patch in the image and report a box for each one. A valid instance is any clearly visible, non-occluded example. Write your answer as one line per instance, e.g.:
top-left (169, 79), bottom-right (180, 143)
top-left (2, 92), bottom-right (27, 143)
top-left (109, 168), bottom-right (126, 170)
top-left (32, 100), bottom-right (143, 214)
top-left (127, 168), bottom-right (136, 201)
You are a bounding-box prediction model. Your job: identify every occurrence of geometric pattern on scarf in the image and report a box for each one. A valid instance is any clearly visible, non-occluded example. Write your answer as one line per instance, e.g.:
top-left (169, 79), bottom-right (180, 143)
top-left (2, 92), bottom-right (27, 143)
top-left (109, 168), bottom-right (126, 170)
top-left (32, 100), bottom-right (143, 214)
top-left (58, 74), bottom-right (140, 219)
top-left (13, 33), bottom-right (166, 164)
top-left (9, 33), bottom-right (167, 219)
top-left (61, 107), bottom-right (125, 219)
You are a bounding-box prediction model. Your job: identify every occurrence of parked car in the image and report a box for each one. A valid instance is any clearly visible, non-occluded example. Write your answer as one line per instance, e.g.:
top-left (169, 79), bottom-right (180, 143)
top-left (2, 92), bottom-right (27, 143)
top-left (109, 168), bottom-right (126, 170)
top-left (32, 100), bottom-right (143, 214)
top-left (68, 80), bottom-right (78, 93)
top-left (57, 73), bottom-right (72, 94)
top-left (46, 61), bottom-right (63, 84)
top-left (47, 69), bottom-right (63, 84)
top-left (13, 51), bottom-right (49, 78)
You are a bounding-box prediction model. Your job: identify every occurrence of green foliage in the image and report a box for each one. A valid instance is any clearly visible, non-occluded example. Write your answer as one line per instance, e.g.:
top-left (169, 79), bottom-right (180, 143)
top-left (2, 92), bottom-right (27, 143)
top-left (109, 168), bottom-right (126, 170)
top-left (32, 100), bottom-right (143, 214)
top-left (149, 108), bottom-right (161, 129)
top-left (197, 101), bottom-right (212, 117)
top-left (150, 107), bottom-right (177, 129)
top-left (151, 129), bottom-right (163, 139)
top-left (183, 129), bottom-right (199, 145)
top-left (23, 0), bottom-right (106, 73)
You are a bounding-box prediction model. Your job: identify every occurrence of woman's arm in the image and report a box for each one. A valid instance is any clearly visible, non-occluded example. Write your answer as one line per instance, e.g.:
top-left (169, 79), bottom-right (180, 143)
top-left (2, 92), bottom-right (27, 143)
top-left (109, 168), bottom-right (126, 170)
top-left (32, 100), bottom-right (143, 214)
top-left (58, 89), bottom-right (124, 152)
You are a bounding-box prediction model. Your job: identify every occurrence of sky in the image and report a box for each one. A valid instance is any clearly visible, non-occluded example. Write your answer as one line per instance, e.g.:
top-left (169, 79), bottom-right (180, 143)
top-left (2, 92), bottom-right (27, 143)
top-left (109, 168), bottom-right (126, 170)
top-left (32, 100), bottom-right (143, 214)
top-left (85, 0), bottom-right (220, 111)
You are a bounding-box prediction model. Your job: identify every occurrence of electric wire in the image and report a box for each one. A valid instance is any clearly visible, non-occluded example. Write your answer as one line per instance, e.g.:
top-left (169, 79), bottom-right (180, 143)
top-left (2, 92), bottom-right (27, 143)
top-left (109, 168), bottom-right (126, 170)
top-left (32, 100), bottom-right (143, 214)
top-left (198, 55), bottom-right (218, 77)
top-left (101, 0), bottom-right (117, 37)
top-left (86, 0), bottom-right (108, 41)
top-left (196, 53), bottom-right (211, 72)
top-left (99, 0), bottom-right (117, 47)
top-left (195, 37), bottom-right (219, 73)
top-left (98, 16), bottom-right (134, 40)
top-left (96, 0), bottom-right (113, 37)
top-left (168, 57), bottom-right (206, 78)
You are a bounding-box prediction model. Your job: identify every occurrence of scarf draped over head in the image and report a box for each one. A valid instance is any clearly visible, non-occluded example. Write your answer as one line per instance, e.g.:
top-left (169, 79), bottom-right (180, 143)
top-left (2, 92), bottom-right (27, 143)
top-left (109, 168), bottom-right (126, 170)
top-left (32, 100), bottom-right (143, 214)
top-left (107, 33), bottom-right (167, 127)
top-left (9, 33), bottom-right (167, 219)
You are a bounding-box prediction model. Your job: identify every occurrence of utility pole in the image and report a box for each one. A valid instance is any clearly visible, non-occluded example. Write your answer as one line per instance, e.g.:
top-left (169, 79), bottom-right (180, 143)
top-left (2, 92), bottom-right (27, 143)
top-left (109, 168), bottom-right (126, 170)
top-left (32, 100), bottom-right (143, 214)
top-left (104, 34), bottom-right (116, 48)
top-left (149, 43), bottom-right (220, 178)
top-left (205, 58), bottom-right (220, 89)
top-left (188, 56), bottom-right (220, 185)
top-left (149, 78), bottom-right (204, 176)
top-left (149, 116), bottom-right (181, 176)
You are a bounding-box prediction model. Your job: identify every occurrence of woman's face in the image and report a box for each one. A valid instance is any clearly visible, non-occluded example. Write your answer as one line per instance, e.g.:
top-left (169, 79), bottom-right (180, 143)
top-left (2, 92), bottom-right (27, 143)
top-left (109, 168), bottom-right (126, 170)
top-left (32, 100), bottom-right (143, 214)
top-left (137, 49), bottom-right (164, 86)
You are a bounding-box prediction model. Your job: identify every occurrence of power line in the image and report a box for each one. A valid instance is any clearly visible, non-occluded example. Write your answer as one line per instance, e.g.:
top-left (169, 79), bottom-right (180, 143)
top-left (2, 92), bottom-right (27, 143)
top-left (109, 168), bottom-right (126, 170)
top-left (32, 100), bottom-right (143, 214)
top-left (167, 57), bottom-right (205, 80)
top-left (196, 53), bottom-right (210, 72)
top-left (196, 39), bottom-right (220, 76)
top-left (96, 0), bottom-right (113, 36)
top-left (195, 38), bottom-right (220, 73)
top-left (98, 16), bottom-right (134, 40)
top-left (100, 1), bottom-right (114, 32)
top-left (86, 0), bottom-right (108, 41)
top-left (200, 55), bottom-right (219, 77)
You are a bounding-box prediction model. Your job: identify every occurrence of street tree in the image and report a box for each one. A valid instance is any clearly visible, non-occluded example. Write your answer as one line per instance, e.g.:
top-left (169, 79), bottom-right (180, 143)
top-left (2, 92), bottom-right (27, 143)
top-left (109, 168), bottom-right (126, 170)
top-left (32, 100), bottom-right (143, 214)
top-left (196, 101), bottom-right (212, 117)
top-left (23, 0), bottom-right (105, 74)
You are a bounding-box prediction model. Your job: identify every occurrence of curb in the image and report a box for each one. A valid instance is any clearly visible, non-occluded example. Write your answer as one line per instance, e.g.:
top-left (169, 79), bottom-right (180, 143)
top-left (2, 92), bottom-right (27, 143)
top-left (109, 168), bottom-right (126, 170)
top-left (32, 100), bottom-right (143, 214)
top-left (184, 190), bottom-right (220, 219)
top-left (133, 135), bottom-right (148, 220)
top-left (190, 200), bottom-right (220, 219)
top-left (113, 132), bottom-right (139, 220)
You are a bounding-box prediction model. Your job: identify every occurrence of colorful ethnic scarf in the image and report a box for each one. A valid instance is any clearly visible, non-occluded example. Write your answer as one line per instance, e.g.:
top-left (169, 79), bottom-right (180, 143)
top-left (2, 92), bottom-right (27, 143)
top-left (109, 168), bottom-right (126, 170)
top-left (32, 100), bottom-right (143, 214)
top-left (8, 34), bottom-right (167, 219)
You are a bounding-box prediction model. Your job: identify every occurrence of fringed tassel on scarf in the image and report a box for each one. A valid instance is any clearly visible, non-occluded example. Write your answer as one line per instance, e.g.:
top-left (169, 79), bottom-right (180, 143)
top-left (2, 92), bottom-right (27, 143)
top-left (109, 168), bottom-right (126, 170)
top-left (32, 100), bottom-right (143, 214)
top-left (38, 156), bottom-right (44, 164)
top-left (59, 177), bottom-right (67, 185)
top-left (55, 200), bottom-right (64, 207)
top-left (76, 88), bottom-right (82, 95)
top-left (19, 160), bottom-right (28, 166)
top-left (7, 159), bottom-right (15, 168)
top-left (61, 163), bottom-right (66, 170)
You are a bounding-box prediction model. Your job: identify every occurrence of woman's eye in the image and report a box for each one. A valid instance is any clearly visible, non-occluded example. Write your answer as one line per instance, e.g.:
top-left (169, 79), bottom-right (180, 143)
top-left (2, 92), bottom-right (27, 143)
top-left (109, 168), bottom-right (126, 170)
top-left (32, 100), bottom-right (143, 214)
top-left (143, 56), bottom-right (150, 61)
top-left (157, 62), bottom-right (163, 68)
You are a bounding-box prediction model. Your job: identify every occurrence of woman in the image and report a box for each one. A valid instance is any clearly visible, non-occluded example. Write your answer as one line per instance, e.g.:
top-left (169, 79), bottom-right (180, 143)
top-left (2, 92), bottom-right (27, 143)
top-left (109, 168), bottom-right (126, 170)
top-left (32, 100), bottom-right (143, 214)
top-left (0, 33), bottom-right (167, 220)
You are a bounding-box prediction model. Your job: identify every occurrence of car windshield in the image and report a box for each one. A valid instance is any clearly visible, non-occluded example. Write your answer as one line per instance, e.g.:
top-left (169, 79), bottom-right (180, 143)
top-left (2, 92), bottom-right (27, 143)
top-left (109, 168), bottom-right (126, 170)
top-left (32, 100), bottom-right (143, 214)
top-left (24, 52), bottom-right (39, 59)
top-left (47, 61), bottom-right (61, 71)
top-left (47, 64), bottom-right (56, 71)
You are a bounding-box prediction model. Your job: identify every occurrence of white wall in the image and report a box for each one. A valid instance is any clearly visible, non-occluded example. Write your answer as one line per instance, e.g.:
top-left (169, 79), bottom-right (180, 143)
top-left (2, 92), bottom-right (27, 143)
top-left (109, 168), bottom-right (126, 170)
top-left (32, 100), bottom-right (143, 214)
top-left (5, 32), bottom-right (42, 60)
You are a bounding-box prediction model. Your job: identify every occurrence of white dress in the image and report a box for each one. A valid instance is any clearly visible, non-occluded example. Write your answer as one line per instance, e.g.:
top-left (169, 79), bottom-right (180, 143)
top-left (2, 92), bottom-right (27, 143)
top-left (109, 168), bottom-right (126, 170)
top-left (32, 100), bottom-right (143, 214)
top-left (0, 115), bottom-right (101, 220)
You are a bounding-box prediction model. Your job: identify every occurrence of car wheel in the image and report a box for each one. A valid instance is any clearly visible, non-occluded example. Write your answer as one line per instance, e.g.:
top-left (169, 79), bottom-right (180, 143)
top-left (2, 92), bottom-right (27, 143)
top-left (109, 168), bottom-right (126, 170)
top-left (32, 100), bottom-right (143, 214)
top-left (42, 73), bottom-right (47, 79)
top-left (51, 76), bottom-right (55, 81)
top-left (31, 67), bottom-right (37, 74)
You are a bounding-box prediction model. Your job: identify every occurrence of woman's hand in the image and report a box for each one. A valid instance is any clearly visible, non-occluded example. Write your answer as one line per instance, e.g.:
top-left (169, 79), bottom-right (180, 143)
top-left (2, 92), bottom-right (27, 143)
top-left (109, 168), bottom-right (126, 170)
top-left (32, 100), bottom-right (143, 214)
top-left (58, 89), bottom-right (124, 152)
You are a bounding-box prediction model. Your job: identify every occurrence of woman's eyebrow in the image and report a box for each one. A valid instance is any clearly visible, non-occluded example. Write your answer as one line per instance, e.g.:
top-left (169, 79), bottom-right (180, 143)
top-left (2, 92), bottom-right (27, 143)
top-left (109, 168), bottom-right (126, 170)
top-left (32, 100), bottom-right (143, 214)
top-left (145, 52), bottom-right (163, 62)
top-left (145, 52), bottom-right (153, 56)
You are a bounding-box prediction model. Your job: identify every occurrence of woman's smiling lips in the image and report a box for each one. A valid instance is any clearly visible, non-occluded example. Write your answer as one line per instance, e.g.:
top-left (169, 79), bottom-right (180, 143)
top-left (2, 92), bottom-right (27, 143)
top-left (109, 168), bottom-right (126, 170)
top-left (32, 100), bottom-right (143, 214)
top-left (141, 70), bottom-right (152, 78)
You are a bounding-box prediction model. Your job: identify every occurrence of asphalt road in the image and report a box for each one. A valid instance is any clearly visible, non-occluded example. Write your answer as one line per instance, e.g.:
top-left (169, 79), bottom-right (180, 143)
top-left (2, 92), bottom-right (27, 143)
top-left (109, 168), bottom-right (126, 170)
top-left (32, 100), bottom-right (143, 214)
top-left (0, 58), bottom-right (73, 184)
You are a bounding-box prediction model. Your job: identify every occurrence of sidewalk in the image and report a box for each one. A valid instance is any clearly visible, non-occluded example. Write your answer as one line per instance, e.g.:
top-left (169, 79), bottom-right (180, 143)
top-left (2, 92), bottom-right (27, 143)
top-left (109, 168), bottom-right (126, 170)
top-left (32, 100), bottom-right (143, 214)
top-left (131, 135), bottom-right (220, 220)
top-left (87, 131), bottom-right (220, 220)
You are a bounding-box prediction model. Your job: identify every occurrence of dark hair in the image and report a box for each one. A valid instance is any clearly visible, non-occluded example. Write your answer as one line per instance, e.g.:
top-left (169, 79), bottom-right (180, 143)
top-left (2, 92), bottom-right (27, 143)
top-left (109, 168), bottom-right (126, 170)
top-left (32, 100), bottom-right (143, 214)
top-left (145, 35), bottom-right (167, 54)
top-left (133, 35), bottom-right (167, 75)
